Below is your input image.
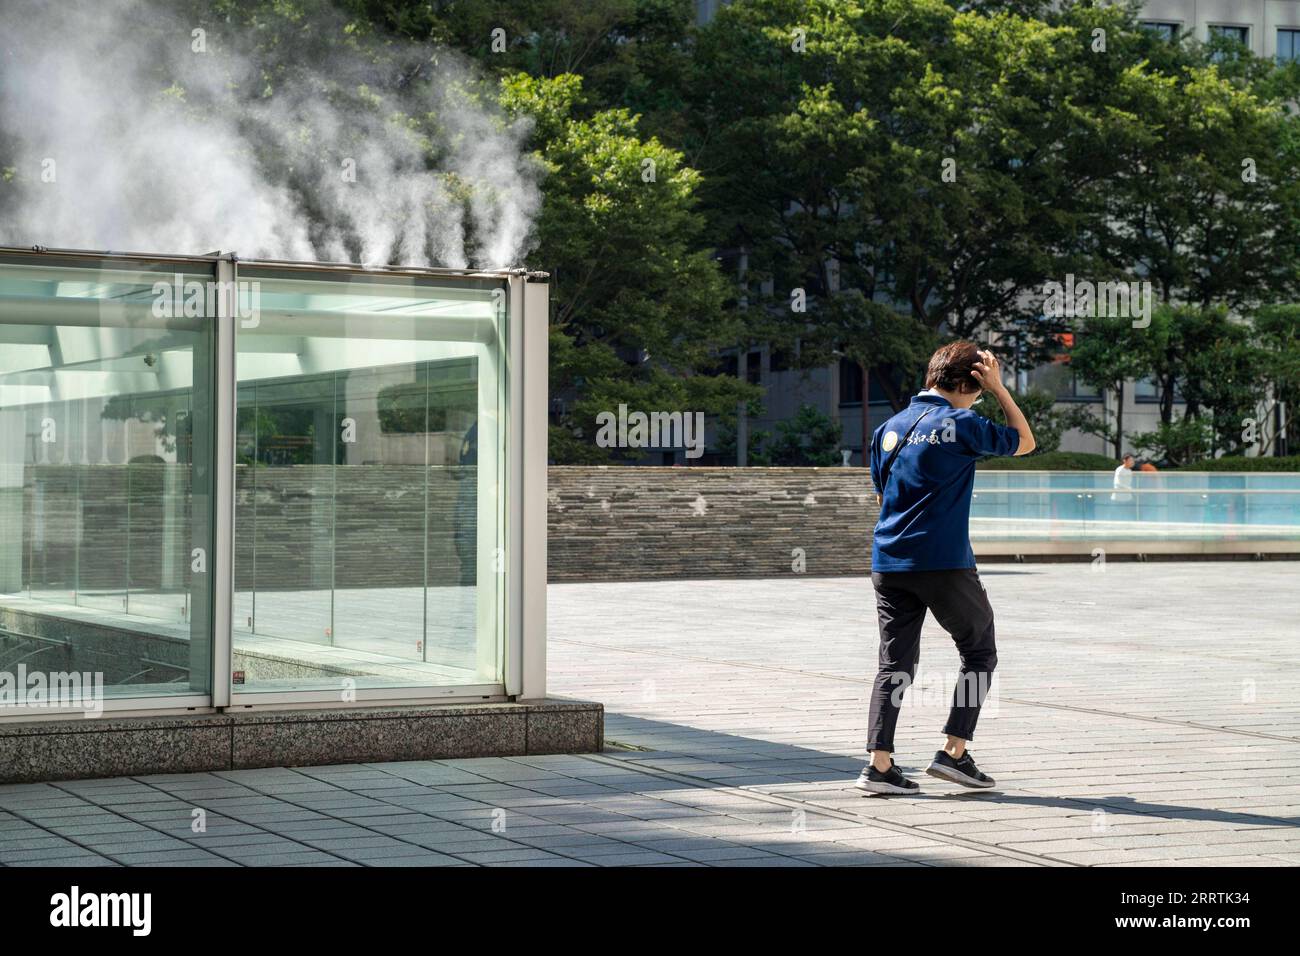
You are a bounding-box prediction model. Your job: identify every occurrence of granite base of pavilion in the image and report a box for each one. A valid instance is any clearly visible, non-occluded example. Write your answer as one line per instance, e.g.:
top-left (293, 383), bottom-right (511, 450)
top-left (0, 699), bottom-right (604, 784)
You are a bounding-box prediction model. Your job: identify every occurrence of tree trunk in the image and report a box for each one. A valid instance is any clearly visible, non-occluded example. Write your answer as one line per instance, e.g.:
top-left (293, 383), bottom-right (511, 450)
top-left (876, 368), bottom-right (906, 413)
top-left (861, 363), bottom-right (870, 467)
top-left (1114, 380), bottom-right (1124, 459)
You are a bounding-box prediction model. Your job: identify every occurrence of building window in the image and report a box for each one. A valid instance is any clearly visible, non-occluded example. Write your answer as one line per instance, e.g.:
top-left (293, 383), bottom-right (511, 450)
top-left (824, 257), bottom-right (840, 294)
top-left (770, 345), bottom-right (793, 373)
top-left (1279, 29), bottom-right (1300, 62)
top-left (1209, 24), bottom-right (1250, 58)
top-left (1134, 376), bottom-right (1185, 404)
top-left (1067, 374), bottom-right (1100, 401)
top-left (1133, 376), bottom-right (1166, 402)
top-left (839, 358), bottom-right (863, 405)
top-left (1025, 362), bottom-right (1100, 402)
top-left (746, 350), bottom-right (762, 385)
top-left (1140, 21), bottom-right (1179, 41)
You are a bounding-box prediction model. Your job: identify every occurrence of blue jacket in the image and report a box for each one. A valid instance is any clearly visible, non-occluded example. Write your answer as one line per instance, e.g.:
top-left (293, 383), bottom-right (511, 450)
top-left (869, 392), bottom-right (1020, 571)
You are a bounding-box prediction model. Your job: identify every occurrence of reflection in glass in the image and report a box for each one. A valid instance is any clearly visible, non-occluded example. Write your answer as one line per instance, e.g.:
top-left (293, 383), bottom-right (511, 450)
top-left (233, 270), bottom-right (505, 693)
top-left (0, 258), bottom-right (214, 701)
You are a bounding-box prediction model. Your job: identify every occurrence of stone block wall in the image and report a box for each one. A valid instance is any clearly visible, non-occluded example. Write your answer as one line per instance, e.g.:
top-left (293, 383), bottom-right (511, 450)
top-left (233, 463), bottom-right (474, 590)
top-left (11, 463), bottom-right (476, 599)
top-left (547, 466), bottom-right (878, 581)
top-left (9, 464), bottom-right (880, 593)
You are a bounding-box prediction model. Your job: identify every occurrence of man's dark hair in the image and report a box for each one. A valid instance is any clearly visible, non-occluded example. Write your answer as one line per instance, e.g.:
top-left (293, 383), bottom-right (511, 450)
top-left (925, 341), bottom-right (982, 393)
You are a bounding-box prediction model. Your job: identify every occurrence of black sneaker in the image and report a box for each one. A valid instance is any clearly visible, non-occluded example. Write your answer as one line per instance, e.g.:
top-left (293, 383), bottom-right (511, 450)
top-left (854, 759), bottom-right (921, 795)
top-left (926, 750), bottom-right (996, 788)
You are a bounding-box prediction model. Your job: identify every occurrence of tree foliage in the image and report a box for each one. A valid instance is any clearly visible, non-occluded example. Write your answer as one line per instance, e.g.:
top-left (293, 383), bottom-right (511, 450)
top-left (499, 72), bottom-right (753, 460)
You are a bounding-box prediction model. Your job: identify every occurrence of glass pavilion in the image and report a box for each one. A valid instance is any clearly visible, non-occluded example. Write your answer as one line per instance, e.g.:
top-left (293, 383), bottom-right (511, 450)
top-left (0, 247), bottom-right (549, 717)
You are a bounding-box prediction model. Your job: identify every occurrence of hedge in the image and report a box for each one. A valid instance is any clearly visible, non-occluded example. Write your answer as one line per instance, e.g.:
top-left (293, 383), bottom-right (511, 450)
top-left (977, 451), bottom-right (1300, 471)
top-left (977, 451), bottom-right (1119, 470)
top-left (1172, 455), bottom-right (1300, 472)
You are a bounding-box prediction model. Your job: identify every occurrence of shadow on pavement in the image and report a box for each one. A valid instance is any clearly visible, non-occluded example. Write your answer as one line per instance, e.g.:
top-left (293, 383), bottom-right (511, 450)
top-left (602, 713), bottom-right (1300, 831)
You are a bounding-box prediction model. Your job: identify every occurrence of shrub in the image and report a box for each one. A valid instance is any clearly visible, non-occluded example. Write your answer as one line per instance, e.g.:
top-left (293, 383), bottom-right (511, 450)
top-left (973, 388), bottom-right (1067, 454)
top-left (1128, 417), bottom-right (1216, 468)
top-left (1174, 455), bottom-right (1300, 472)
top-left (978, 451), bottom-right (1300, 471)
top-left (977, 451), bottom-right (1120, 470)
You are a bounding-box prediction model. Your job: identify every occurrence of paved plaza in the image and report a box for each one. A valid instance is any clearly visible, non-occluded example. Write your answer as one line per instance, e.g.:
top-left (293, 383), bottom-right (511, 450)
top-left (1, 562), bottom-right (1298, 867)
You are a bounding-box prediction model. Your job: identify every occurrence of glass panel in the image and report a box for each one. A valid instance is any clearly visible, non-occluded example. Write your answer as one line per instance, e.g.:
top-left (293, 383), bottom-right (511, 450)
top-left (233, 268), bottom-right (506, 694)
top-left (1133, 375), bottom-right (1184, 402)
top-left (971, 471), bottom-right (1300, 547)
top-left (1025, 361), bottom-right (1099, 400)
top-left (0, 257), bottom-right (214, 704)
top-left (1280, 30), bottom-right (1300, 62)
top-left (1140, 22), bottom-right (1178, 41)
top-left (1209, 25), bottom-right (1249, 54)
top-left (838, 358), bottom-right (863, 404)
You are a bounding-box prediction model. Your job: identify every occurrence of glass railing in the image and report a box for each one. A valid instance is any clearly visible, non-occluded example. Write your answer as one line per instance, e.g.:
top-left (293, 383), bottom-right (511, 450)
top-left (971, 470), bottom-right (1300, 545)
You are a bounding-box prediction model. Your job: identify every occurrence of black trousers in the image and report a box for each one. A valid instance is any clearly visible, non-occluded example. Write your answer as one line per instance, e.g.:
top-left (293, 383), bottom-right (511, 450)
top-left (867, 568), bottom-right (998, 753)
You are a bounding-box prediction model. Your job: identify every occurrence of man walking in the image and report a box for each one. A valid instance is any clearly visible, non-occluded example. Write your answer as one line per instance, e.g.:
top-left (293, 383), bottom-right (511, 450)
top-left (1111, 453), bottom-right (1135, 519)
top-left (856, 343), bottom-right (1036, 795)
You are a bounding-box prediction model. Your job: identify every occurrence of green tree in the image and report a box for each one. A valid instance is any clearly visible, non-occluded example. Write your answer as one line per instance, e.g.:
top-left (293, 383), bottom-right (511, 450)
top-left (1180, 318), bottom-right (1269, 458)
top-left (499, 72), bottom-right (753, 461)
top-left (974, 387), bottom-right (1069, 455)
top-left (1129, 416), bottom-right (1215, 468)
top-left (341, 0), bottom-right (697, 141)
top-left (1136, 306), bottom-right (1268, 459)
top-left (750, 403), bottom-right (844, 466)
top-left (1252, 305), bottom-right (1300, 454)
top-left (682, 1), bottom-right (1166, 412)
top-left (1095, 31), bottom-right (1300, 313)
top-left (1066, 314), bottom-right (1154, 458)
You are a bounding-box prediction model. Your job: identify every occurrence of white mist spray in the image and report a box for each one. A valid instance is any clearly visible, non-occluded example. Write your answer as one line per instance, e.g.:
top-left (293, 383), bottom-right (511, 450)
top-left (0, 0), bottom-right (541, 267)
